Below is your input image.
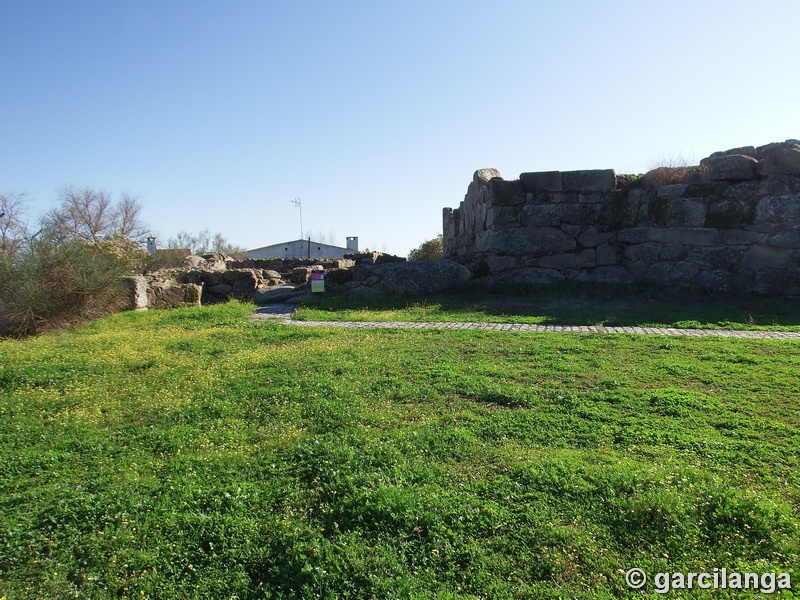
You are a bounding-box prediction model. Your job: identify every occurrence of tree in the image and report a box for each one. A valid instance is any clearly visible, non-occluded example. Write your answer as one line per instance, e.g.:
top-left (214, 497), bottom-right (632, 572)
top-left (0, 192), bottom-right (29, 259)
top-left (167, 229), bottom-right (247, 258)
top-left (42, 185), bottom-right (150, 243)
top-left (408, 234), bottom-right (443, 261)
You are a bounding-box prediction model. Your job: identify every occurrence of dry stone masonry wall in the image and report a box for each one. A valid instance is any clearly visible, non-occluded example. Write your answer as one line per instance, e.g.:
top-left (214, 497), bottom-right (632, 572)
top-left (443, 140), bottom-right (800, 295)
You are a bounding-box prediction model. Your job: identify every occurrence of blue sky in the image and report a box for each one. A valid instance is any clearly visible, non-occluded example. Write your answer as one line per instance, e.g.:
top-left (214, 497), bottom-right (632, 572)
top-left (2, 1), bottom-right (798, 256)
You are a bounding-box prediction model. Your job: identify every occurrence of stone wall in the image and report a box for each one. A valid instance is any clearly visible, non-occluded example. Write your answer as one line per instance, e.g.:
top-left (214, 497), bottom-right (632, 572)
top-left (443, 140), bottom-right (800, 295)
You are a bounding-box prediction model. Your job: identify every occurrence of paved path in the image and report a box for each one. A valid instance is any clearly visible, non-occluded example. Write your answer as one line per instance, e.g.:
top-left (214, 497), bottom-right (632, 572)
top-left (249, 305), bottom-right (800, 340)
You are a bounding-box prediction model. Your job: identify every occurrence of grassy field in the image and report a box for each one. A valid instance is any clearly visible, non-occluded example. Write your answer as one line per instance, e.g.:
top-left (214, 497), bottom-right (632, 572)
top-left (1, 300), bottom-right (798, 598)
top-left (294, 284), bottom-right (800, 331)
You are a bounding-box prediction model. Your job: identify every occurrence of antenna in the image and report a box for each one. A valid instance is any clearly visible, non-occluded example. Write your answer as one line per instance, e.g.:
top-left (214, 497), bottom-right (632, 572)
top-left (291, 198), bottom-right (303, 239)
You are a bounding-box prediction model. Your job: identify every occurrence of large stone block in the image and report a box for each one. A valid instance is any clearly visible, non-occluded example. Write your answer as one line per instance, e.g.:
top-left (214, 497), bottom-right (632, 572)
top-left (741, 246), bottom-right (797, 270)
top-left (596, 242), bottom-right (620, 265)
top-left (686, 247), bottom-right (743, 271)
top-left (577, 229), bottom-right (614, 248)
top-left (520, 171), bottom-right (562, 193)
top-left (666, 198), bottom-right (707, 227)
top-left (645, 261), bottom-right (699, 286)
top-left (618, 227), bottom-right (719, 245)
top-left (758, 148), bottom-right (800, 178)
top-left (121, 276), bottom-right (148, 310)
top-left (705, 198), bottom-right (755, 229)
top-left (657, 184), bottom-right (689, 198)
top-left (753, 267), bottom-right (800, 295)
top-left (373, 259), bottom-right (471, 295)
top-left (495, 267), bottom-right (565, 285)
top-left (624, 242), bottom-right (660, 263)
top-left (693, 269), bottom-right (745, 294)
top-left (561, 169), bottom-right (616, 192)
top-left (754, 196), bottom-right (800, 224)
top-left (714, 229), bottom-right (764, 245)
top-left (487, 227), bottom-right (576, 256)
top-left (486, 255), bottom-right (518, 273)
top-left (533, 249), bottom-right (596, 269)
top-left (585, 266), bottom-right (635, 284)
top-left (519, 203), bottom-right (562, 227)
top-left (705, 154), bottom-right (759, 181)
top-left (766, 225), bottom-right (800, 248)
top-left (488, 179), bottom-right (525, 206)
top-left (701, 146), bottom-right (757, 162)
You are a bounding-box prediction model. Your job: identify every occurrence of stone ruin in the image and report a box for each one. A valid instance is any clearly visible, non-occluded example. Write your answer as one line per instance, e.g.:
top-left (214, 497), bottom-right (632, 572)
top-left (443, 140), bottom-right (800, 295)
top-left (123, 251), bottom-right (471, 310)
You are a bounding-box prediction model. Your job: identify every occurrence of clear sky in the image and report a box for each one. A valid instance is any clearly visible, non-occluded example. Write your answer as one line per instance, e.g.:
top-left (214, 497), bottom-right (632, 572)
top-left (2, 1), bottom-right (798, 257)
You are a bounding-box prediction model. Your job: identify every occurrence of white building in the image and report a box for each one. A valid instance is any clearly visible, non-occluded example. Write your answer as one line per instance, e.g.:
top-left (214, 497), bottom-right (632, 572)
top-left (247, 236), bottom-right (358, 260)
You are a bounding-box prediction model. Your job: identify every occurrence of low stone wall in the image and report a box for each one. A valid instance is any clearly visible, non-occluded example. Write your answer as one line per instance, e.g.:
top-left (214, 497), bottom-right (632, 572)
top-left (128, 251), bottom-right (417, 309)
top-left (443, 140), bottom-right (800, 295)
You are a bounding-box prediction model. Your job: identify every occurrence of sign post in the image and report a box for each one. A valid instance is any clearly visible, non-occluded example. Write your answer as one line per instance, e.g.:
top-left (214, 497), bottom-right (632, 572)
top-left (310, 271), bottom-right (325, 293)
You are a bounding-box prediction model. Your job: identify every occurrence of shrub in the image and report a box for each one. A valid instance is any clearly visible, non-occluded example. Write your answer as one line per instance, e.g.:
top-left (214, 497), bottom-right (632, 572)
top-left (0, 236), bottom-right (148, 337)
top-left (408, 234), bottom-right (443, 261)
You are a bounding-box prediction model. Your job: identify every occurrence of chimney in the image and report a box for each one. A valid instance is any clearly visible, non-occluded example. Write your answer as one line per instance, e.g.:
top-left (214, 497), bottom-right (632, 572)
top-left (146, 237), bottom-right (157, 254)
top-left (346, 236), bottom-right (359, 252)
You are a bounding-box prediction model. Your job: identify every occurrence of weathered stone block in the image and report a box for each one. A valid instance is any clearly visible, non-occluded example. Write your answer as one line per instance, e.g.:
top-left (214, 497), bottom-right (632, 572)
top-left (487, 227), bottom-right (576, 256)
top-left (657, 184), bottom-right (689, 198)
top-left (754, 196), bottom-right (800, 224)
top-left (561, 169), bottom-right (616, 192)
top-left (488, 179), bottom-right (525, 206)
top-left (687, 247), bottom-right (743, 271)
top-left (578, 204), bottom-right (603, 228)
top-left (741, 246), bottom-right (797, 270)
top-left (533, 249), bottom-right (595, 269)
top-left (596, 242), bottom-right (619, 265)
top-left (586, 266), bottom-right (635, 284)
top-left (618, 227), bottom-right (719, 245)
top-left (486, 255), bottom-right (518, 273)
top-left (232, 278), bottom-right (258, 299)
top-left (646, 261), bottom-right (699, 286)
top-left (208, 284), bottom-right (233, 294)
top-left (183, 284), bottom-right (202, 306)
top-left (766, 225), bottom-right (800, 248)
top-left (702, 146), bottom-right (757, 162)
top-left (624, 242), bottom-right (660, 263)
top-left (578, 193), bottom-right (605, 204)
top-left (705, 198), bottom-right (755, 229)
top-left (121, 276), bottom-right (148, 311)
top-left (200, 271), bottom-right (222, 286)
top-left (714, 229), bottom-right (764, 245)
top-left (552, 192), bottom-right (579, 204)
top-left (519, 204), bottom-right (562, 227)
top-left (705, 154), bottom-right (759, 181)
top-left (758, 148), bottom-right (800, 178)
top-left (577, 229), bottom-right (614, 248)
top-left (666, 198), bottom-right (707, 227)
top-left (693, 269), bottom-right (743, 294)
top-left (753, 267), bottom-right (800, 295)
top-left (520, 171), bottom-right (562, 193)
top-left (222, 269), bottom-right (250, 283)
top-left (483, 267), bottom-right (565, 287)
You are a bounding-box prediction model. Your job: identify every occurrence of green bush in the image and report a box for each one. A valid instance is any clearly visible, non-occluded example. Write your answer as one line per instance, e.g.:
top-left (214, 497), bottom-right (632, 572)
top-left (0, 236), bottom-right (148, 337)
top-left (408, 234), bottom-right (443, 261)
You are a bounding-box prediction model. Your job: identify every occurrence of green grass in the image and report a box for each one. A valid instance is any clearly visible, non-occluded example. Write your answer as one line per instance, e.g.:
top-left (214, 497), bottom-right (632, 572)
top-left (293, 284), bottom-right (800, 331)
top-left (1, 301), bottom-right (798, 598)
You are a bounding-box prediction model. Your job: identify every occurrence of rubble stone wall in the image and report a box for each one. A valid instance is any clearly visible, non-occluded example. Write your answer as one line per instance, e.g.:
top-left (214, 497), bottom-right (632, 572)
top-left (443, 140), bottom-right (800, 295)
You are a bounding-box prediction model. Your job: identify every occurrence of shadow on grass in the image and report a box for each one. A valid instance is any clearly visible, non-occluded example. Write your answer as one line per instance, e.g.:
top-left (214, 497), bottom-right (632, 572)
top-left (297, 281), bottom-right (800, 330)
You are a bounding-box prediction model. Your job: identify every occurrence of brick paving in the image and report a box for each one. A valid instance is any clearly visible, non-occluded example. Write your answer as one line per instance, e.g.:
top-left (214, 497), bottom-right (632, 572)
top-left (249, 305), bottom-right (800, 340)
